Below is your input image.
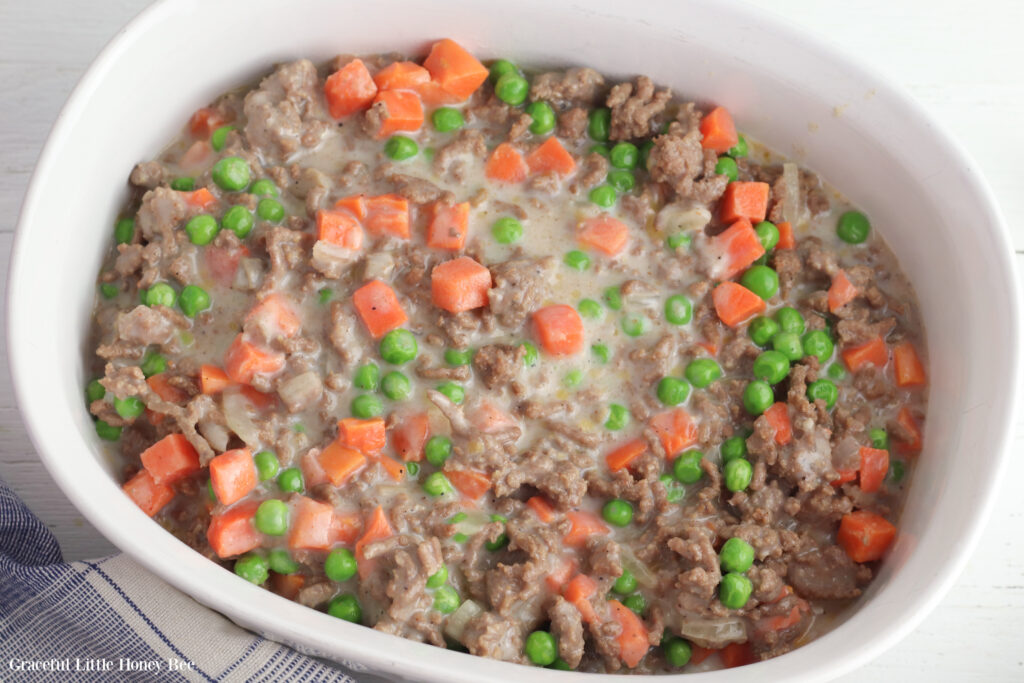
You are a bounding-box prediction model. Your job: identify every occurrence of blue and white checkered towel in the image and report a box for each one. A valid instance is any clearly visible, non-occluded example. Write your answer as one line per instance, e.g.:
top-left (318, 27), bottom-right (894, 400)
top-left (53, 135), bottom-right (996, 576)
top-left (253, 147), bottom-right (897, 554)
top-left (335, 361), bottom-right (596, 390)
top-left (0, 478), bottom-right (360, 682)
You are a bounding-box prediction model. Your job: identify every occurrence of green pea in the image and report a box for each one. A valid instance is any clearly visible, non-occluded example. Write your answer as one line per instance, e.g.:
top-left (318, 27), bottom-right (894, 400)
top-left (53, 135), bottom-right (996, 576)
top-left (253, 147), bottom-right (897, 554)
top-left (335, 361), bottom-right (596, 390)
top-left (525, 630), bottom-right (557, 666)
top-left (406, 462), bottom-right (420, 477)
top-left (494, 73), bottom-right (529, 105)
top-left (139, 352), bottom-right (166, 378)
top-left (325, 548), bottom-right (358, 582)
top-left (603, 286), bottom-right (623, 310)
top-left (249, 178), bottom-right (278, 197)
top-left (114, 217), bottom-right (135, 245)
top-left (753, 350), bottom-right (790, 385)
top-left (381, 371), bottom-right (411, 400)
top-left (605, 403), bottom-right (629, 431)
top-left (743, 380), bottom-right (774, 415)
top-left (95, 420), bottom-right (122, 441)
top-left (268, 549), bottom-right (300, 575)
top-left (277, 467), bottom-right (304, 493)
top-left (685, 359), bottom-right (722, 389)
top-left (437, 382), bottom-right (464, 405)
top-left (588, 108), bottom-right (611, 141)
top-left (621, 312), bottom-right (649, 337)
top-left (623, 594), bottom-right (647, 615)
top-left (807, 378), bottom-right (838, 409)
top-left (425, 436), bottom-right (452, 467)
top-left (666, 232), bottom-right (692, 250)
top-left (211, 156), bottom-right (250, 192)
top-left (444, 348), bottom-right (474, 366)
top-left (837, 210), bottom-right (871, 244)
top-left (870, 428), bottom-right (889, 450)
top-left (99, 283), bottom-right (119, 299)
top-left (432, 107), bottom-right (465, 133)
top-left (602, 499), bottom-right (634, 527)
top-left (663, 294), bottom-right (693, 325)
top-left (170, 176), bottom-right (195, 191)
top-left (491, 216), bottom-right (523, 244)
top-left (564, 369), bottom-right (585, 388)
top-left (384, 135), bottom-right (419, 161)
top-left (380, 329), bottom-right (417, 365)
top-left (354, 363), bottom-right (380, 391)
top-left (720, 537), bottom-right (755, 573)
top-left (589, 184), bottom-right (616, 208)
top-left (609, 142), bottom-right (639, 169)
top-left (489, 59), bottom-right (518, 81)
top-left (715, 156), bottom-right (739, 182)
top-left (423, 472), bottom-right (453, 497)
top-left (86, 379), bottom-right (106, 403)
top-left (673, 450), bottom-right (704, 484)
top-left (328, 594), bottom-right (362, 622)
top-left (210, 124), bottom-right (234, 151)
top-left (254, 450), bottom-right (280, 481)
top-left (659, 473), bottom-right (686, 503)
top-left (802, 330), bottom-right (834, 364)
top-left (657, 377), bottom-right (690, 406)
top-left (526, 101), bottom-right (556, 135)
top-left (206, 478), bottom-right (217, 503)
top-left (724, 458), bottom-right (754, 492)
top-left (590, 143), bottom-right (610, 158)
top-left (774, 307), bottom-right (806, 335)
top-left (592, 343), bottom-right (611, 364)
top-left (606, 169), bottom-right (636, 193)
top-left (426, 564), bottom-right (448, 589)
top-left (221, 205), bottom-right (254, 239)
top-left (772, 331), bottom-right (804, 362)
top-left (257, 198), bottom-right (285, 222)
top-left (741, 265), bottom-right (779, 300)
top-left (578, 298), bottom-right (603, 319)
top-left (179, 285), bottom-right (211, 317)
top-left (351, 394), bottom-right (383, 418)
top-left (640, 139), bottom-right (655, 169)
top-left (727, 134), bottom-right (748, 158)
top-left (748, 316), bottom-right (780, 346)
top-left (254, 499), bottom-right (289, 536)
top-left (113, 396), bottom-right (144, 420)
top-left (889, 460), bottom-right (906, 483)
top-left (185, 214), bottom-right (219, 246)
top-left (485, 525), bottom-right (509, 551)
top-left (755, 221), bottom-right (779, 251)
top-left (719, 572), bottom-right (753, 609)
top-left (234, 553), bottom-right (269, 585)
top-left (564, 250), bottom-right (591, 271)
top-left (827, 363), bottom-right (847, 381)
top-left (664, 637), bottom-right (693, 668)
top-left (317, 288), bottom-right (333, 305)
top-left (721, 435), bottom-right (747, 463)
top-left (520, 341), bottom-right (539, 367)
top-left (613, 568), bottom-right (637, 595)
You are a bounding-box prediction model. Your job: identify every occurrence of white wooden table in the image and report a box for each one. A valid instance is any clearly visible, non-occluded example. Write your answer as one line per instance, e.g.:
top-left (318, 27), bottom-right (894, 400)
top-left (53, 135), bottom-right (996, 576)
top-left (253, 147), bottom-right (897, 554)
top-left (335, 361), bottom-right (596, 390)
top-left (1, 1), bottom-right (1021, 679)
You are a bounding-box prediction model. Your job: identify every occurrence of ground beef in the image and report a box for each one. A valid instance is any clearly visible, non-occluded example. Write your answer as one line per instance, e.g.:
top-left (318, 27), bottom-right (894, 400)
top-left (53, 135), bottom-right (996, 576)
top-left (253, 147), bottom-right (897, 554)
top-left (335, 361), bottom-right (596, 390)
top-left (529, 68), bottom-right (605, 107)
top-left (493, 439), bottom-right (587, 509)
top-left (605, 76), bottom-right (671, 140)
top-left (129, 161), bottom-right (166, 189)
top-left (487, 256), bottom-right (556, 329)
top-left (472, 344), bottom-right (525, 390)
top-left (787, 545), bottom-right (870, 600)
top-left (646, 106), bottom-right (728, 203)
top-left (549, 596), bottom-right (586, 667)
top-left (462, 612), bottom-right (526, 664)
top-left (243, 59), bottom-right (327, 160)
top-left (557, 107), bottom-right (589, 141)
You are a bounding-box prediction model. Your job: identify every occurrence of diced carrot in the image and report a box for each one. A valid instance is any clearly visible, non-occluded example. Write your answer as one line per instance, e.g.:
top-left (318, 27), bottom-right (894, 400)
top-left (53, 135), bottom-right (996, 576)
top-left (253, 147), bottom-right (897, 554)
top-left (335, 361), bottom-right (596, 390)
top-left (334, 194), bottom-right (367, 220)
top-left (318, 440), bottom-right (368, 487)
top-left (690, 645), bottom-right (715, 665)
top-left (371, 89), bottom-right (424, 139)
top-left (719, 642), bottom-right (756, 669)
top-left (752, 604), bottom-right (804, 636)
top-left (893, 341), bottom-right (926, 387)
top-left (181, 187), bottom-right (217, 210)
top-left (355, 505), bottom-right (394, 579)
top-left (649, 409), bottom-right (698, 458)
top-left (209, 448), bottom-right (257, 506)
top-left (364, 194), bottom-right (410, 239)
top-left (140, 433), bottom-right (200, 485)
top-left (763, 402), bottom-right (792, 445)
top-left (207, 501), bottom-right (262, 558)
top-left (324, 59), bottom-right (378, 118)
top-left (373, 61), bottom-right (431, 91)
top-left (544, 556), bottom-right (577, 593)
top-left (526, 495), bottom-right (556, 523)
top-left (332, 512), bottom-right (362, 545)
top-left (392, 413), bottom-right (430, 462)
top-left (712, 281), bottom-right (767, 328)
top-left (352, 280), bottom-right (408, 338)
top-left (577, 215), bottom-right (630, 257)
top-left (859, 447), bottom-right (890, 494)
top-left (374, 454), bottom-right (407, 481)
top-left (485, 143), bottom-right (529, 184)
top-left (416, 79), bottom-right (461, 106)
top-left (605, 439), bottom-right (649, 472)
top-left (837, 510), bottom-right (897, 563)
top-left (188, 107), bottom-right (230, 138)
top-left (146, 373), bottom-right (188, 404)
top-left (830, 469), bottom-right (858, 488)
top-left (426, 201), bottom-right (470, 251)
top-left (269, 573), bottom-right (306, 600)
top-left (841, 336), bottom-right (889, 373)
top-left (316, 209), bottom-right (364, 250)
top-left (776, 221), bottom-right (795, 250)
top-left (608, 599), bottom-right (650, 668)
top-left (122, 470), bottom-right (175, 517)
top-left (719, 181), bottom-right (770, 224)
top-left (526, 137), bottom-right (576, 177)
top-left (895, 405), bottom-right (923, 454)
top-left (445, 469), bottom-right (491, 501)
top-left (422, 38), bottom-right (489, 101)
top-left (204, 241), bottom-right (249, 288)
top-left (245, 293), bottom-right (302, 339)
top-left (180, 140), bottom-right (212, 169)
top-left (431, 256), bottom-right (491, 313)
top-left (288, 495), bottom-right (336, 551)
top-left (697, 341), bottom-right (719, 356)
top-left (828, 269), bottom-right (859, 312)
top-left (533, 304), bottom-right (585, 356)
top-left (563, 574), bottom-right (599, 624)
top-left (564, 511), bottom-right (609, 548)
top-left (301, 449), bottom-right (328, 488)
top-left (240, 384), bottom-right (277, 412)
top-left (223, 334), bottom-right (285, 385)
top-left (468, 400), bottom-right (519, 434)
top-left (338, 417), bottom-right (387, 455)
top-left (199, 365), bottom-right (231, 394)
top-left (699, 106), bottom-right (738, 153)
top-left (704, 218), bottom-right (765, 280)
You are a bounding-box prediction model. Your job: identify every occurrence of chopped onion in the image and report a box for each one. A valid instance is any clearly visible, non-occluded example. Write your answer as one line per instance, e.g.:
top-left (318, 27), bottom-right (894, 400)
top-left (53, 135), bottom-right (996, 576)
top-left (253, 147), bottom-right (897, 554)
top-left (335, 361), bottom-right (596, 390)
top-left (656, 203), bottom-right (712, 235)
top-left (362, 252), bottom-right (396, 282)
top-left (619, 545), bottom-right (657, 588)
top-left (832, 435), bottom-right (861, 471)
top-left (443, 599), bottom-right (484, 643)
top-left (234, 257), bottom-right (264, 291)
top-left (676, 616), bottom-right (746, 648)
top-left (198, 420), bottom-right (229, 452)
top-left (222, 391), bottom-right (261, 448)
top-left (781, 162), bottom-right (803, 226)
top-left (278, 371), bottom-right (323, 413)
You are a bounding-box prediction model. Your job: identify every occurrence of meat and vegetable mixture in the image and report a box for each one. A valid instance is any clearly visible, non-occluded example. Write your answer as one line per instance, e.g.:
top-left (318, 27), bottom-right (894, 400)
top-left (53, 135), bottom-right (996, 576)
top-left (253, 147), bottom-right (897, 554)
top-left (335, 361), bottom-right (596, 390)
top-left (87, 38), bottom-right (928, 673)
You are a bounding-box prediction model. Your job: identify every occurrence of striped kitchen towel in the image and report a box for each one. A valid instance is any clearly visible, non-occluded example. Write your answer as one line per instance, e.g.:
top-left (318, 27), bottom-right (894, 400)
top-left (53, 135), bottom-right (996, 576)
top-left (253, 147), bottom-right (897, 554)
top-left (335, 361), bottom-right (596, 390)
top-left (0, 478), bottom-right (365, 682)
